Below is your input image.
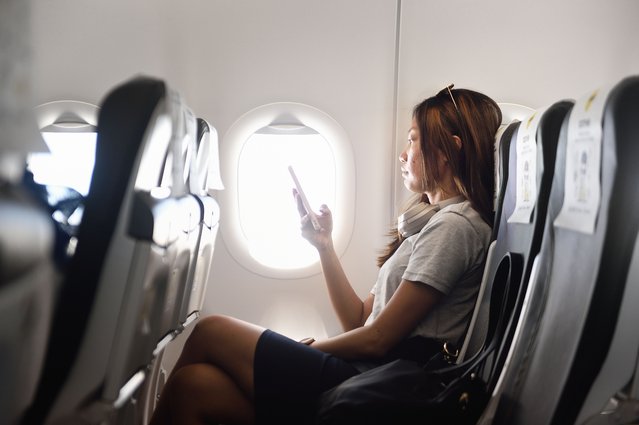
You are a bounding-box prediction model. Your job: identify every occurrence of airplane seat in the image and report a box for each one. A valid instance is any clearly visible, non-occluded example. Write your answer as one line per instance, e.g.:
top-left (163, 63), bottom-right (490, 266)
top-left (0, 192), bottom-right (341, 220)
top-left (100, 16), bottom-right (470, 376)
top-left (102, 88), bottom-right (198, 425)
top-left (135, 117), bottom-right (224, 425)
top-left (484, 75), bottom-right (639, 425)
top-left (446, 100), bottom-right (573, 423)
top-left (456, 103), bottom-right (538, 361)
top-left (451, 116), bottom-right (519, 364)
top-left (164, 109), bottom-right (208, 334)
top-left (152, 105), bottom-right (202, 347)
top-left (451, 105), bottom-right (528, 364)
top-left (458, 100), bottom-right (573, 364)
top-left (0, 182), bottom-right (57, 424)
top-left (22, 75), bottom-right (192, 425)
top-left (491, 103), bottom-right (536, 238)
top-left (455, 119), bottom-right (517, 364)
top-left (179, 117), bottom-right (222, 326)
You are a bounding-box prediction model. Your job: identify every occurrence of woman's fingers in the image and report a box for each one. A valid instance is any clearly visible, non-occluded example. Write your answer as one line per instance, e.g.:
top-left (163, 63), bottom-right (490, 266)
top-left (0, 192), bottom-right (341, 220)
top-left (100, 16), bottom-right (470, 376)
top-left (292, 188), bottom-right (309, 218)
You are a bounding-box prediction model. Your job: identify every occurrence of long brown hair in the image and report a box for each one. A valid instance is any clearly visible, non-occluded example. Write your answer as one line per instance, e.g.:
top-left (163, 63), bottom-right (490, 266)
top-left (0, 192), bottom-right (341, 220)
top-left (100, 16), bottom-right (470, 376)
top-left (377, 87), bottom-right (502, 267)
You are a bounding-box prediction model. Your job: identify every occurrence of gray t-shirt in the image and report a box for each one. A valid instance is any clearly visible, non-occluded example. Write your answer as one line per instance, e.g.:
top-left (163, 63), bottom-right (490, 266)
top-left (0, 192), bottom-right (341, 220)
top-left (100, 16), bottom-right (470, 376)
top-left (364, 200), bottom-right (491, 345)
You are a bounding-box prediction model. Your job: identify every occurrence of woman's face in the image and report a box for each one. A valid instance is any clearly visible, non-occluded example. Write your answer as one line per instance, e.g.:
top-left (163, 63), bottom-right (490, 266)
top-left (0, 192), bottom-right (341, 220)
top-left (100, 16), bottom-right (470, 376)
top-left (399, 118), bottom-right (427, 193)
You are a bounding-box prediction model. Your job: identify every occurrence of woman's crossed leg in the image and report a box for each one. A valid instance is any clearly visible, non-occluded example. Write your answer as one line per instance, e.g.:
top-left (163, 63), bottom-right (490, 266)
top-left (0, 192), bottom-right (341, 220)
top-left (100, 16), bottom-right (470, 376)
top-left (150, 314), bottom-right (265, 425)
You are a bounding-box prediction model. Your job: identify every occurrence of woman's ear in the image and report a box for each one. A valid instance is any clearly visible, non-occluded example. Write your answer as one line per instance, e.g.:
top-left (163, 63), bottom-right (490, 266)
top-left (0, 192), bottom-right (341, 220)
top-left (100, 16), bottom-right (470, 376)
top-left (452, 135), bottom-right (462, 151)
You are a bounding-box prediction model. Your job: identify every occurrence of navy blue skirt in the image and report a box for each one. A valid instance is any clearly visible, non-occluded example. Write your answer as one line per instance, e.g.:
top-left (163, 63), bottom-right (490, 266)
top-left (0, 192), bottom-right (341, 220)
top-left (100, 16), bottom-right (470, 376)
top-left (253, 329), bottom-right (360, 425)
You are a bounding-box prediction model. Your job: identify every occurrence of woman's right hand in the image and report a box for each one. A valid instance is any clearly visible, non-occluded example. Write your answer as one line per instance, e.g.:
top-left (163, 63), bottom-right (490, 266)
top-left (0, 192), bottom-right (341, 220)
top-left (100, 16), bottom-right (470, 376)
top-left (293, 189), bottom-right (333, 251)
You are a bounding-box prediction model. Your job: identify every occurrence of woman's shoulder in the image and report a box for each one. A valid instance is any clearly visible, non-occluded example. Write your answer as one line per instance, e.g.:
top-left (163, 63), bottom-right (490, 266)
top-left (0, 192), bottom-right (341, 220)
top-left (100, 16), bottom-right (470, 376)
top-left (431, 200), bottom-right (491, 239)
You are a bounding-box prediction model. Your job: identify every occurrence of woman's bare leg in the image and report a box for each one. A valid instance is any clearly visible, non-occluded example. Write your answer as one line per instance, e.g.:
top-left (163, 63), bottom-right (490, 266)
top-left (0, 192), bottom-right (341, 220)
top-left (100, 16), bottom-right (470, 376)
top-left (151, 363), bottom-right (254, 425)
top-left (149, 315), bottom-right (265, 425)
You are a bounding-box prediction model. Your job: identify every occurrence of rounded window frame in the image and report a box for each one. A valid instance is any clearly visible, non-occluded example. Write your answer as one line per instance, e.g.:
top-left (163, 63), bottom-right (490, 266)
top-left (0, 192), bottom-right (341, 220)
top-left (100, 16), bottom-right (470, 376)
top-left (220, 102), bottom-right (355, 279)
top-left (30, 100), bottom-right (100, 196)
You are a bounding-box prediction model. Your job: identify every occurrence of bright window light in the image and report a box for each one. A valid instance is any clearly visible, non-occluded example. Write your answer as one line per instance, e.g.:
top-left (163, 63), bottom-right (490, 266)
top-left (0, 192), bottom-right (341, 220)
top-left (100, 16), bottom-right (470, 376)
top-left (221, 101), bottom-right (355, 278)
top-left (238, 129), bottom-right (336, 269)
top-left (28, 131), bottom-right (97, 196)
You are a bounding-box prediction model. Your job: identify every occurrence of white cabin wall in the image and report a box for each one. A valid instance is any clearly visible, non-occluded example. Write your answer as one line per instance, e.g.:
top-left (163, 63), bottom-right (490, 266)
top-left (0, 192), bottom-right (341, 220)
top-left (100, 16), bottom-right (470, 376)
top-left (31, 2), bottom-right (174, 105)
top-left (182, 1), bottom-right (399, 338)
top-left (29, 0), bottom-right (399, 339)
top-left (394, 0), bottom-right (639, 207)
top-left (28, 0), bottom-right (639, 340)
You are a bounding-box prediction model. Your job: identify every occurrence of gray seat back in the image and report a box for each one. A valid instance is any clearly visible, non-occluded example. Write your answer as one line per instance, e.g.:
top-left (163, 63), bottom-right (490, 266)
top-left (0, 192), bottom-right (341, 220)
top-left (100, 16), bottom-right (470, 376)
top-left (179, 118), bottom-right (222, 325)
top-left (488, 75), bottom-right (639, 425)
top-left (24, 75), bottom-right (191, 424)
top-left (459, 100), bottom-right (573, 372)
top-left (0, 186), bottom-right (56, 424)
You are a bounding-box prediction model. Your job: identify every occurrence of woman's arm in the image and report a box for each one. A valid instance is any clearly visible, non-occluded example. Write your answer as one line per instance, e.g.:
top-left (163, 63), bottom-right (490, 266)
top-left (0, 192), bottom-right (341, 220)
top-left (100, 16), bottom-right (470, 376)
top-left (316, 240), bottom-right (374, 331)
top-left (297, 198), bottom-right (372, 331)
top-left (310, 278), bottom-right (442, 359)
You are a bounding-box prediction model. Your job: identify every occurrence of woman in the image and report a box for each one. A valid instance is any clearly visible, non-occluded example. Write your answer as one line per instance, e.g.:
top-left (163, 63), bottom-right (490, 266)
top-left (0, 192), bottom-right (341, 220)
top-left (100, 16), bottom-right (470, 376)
top-left (149, 86), bottom-right (502, 425)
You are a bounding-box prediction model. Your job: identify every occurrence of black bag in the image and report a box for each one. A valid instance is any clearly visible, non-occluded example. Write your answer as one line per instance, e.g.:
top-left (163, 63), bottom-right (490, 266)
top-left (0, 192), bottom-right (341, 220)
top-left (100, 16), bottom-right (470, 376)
top-left (315, 253), bottom-right (523, 425)
top-left (314, 352), bottom-right (489, 425)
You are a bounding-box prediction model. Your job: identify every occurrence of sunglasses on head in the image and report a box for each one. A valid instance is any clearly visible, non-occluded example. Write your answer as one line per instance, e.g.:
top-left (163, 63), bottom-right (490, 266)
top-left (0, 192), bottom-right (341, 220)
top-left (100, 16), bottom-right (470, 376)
top-left (444, 84), bottom-right (460, 113)
top-left (439, 83), bottom-right (466, 139)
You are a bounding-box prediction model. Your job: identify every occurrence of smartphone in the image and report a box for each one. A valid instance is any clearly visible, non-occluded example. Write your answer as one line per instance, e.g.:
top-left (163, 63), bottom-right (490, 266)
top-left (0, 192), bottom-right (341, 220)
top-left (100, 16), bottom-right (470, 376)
top-left (288, 165), bottom-right (322, 231)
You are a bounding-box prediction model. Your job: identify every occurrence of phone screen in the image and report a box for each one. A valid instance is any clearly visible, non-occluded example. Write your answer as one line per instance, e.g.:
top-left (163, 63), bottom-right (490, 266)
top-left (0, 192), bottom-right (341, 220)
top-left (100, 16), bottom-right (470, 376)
top-left (288, 165), bottom-right (321, 230)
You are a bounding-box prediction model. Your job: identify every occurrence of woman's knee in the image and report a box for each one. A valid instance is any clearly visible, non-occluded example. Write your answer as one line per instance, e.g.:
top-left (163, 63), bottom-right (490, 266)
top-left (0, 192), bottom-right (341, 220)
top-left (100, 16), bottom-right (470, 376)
top-left (189, 314), bottom-right (263, 349)
top-left (168, 363), bottom-right (215, 396)
top-left (166, 363), bottom-right (255, 423)
top-left (185, 314), bottom-right (231, 349)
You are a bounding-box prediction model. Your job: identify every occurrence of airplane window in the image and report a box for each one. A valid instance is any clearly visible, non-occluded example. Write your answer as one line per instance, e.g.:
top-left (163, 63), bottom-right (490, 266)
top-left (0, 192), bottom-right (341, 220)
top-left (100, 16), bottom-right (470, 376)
top-left (221, 102), bottom-right (355, 278)
top-left (26, 100), bottom-right (99, 260)
top-left (28, 131), bottom-right (97, 196)
top-left (240, 126), bottom-right (336, 269)
top-left (30, 100), bottom-right (99, 196)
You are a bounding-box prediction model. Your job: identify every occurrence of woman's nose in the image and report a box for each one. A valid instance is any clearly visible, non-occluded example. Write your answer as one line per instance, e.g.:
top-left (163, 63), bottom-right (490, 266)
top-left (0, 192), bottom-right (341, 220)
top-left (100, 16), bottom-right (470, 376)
top-left (399, 150), bottom-right (407, 163)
